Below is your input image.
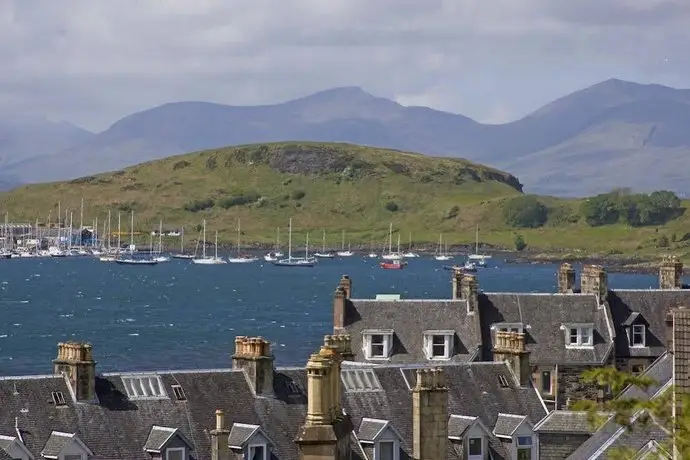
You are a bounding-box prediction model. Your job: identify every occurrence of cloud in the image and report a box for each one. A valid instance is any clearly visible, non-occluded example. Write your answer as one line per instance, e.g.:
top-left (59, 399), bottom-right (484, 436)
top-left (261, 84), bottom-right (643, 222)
top-left (1, 0), bottom-right (689, 131)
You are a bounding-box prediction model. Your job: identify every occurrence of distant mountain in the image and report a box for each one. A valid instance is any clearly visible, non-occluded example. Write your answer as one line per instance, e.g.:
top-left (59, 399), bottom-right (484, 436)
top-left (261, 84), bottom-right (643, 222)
top-left (4, 79), bottom-right (690, 196)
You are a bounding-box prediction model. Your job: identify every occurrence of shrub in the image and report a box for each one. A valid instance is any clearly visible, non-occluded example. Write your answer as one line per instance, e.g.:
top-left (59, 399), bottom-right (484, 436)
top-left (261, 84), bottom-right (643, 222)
top-left (657, 235), bottom-right (670, 248)
top-left (172, 160), bottom-right (191, 171)
top-left (206, 156), bottom-right (218, 170)
top-left (581, 190), bottom-right (682, 227)
top-left (503, 195), bottom-right (549, 228)
top-left (218, 193), bottom-right (260, 209)
top-left (183, 198), bottom-right (214, 212)
top-left (291, 190), bottom-right (306, 200)
top-left (385, 201), bottom-right (400, 212)
top-left (514, 233), bottom-right (526, 251)
top-left (443, 205), bottom-right (459, 220)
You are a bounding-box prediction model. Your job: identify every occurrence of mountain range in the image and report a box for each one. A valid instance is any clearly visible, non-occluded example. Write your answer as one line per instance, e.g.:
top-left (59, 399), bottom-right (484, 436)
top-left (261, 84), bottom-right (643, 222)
top-left (1, 78), bottom-right (689, 197)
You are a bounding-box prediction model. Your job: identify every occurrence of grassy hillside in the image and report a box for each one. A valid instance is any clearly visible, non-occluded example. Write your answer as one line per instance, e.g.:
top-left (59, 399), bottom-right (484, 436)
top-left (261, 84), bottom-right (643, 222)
top-left (1, 141), bottom-right (689, 261)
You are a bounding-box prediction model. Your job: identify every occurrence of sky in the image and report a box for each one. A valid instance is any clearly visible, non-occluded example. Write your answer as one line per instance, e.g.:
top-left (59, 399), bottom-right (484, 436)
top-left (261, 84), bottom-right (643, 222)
top-left (1, 0), bottom-right (689, 132)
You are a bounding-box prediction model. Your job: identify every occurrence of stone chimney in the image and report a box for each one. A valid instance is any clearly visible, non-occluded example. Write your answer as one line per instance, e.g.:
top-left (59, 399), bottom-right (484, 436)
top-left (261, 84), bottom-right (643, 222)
top-left (671, 307), bottom-right (690, 423)
top-left (451, 269), bottom-right (464, 300)
top-left (53, 341), bottom-right (97, 402)
top-left (295, 344), bottom-right (352, 460)
top-left (210, 409), bottom-right (230, 460)
top-left (580, 264), bottom-right (608, 301)
top-left (324, 334), bottom-right (354, 361)
top-left (459, 274), bottom-right (479, 313)
top-left (493, 331), bottom-right (532, 386)
top-left (333, 286), bottom-right (347, 332)
top-left (558, 263), bottom-right (576, 293)
top-left (338, 275), bottom-right (352, 299)
top-left (413, 368), bottom-right (448, 460)
top-left (232, 336), bottom-right (274, 396)
top-left (660, 256), bottom-right (683, 290)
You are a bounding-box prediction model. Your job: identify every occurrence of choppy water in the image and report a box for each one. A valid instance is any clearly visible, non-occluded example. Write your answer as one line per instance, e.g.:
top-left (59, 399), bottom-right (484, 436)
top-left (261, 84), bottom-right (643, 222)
top-left (0, 256), bottom-right (673, 376)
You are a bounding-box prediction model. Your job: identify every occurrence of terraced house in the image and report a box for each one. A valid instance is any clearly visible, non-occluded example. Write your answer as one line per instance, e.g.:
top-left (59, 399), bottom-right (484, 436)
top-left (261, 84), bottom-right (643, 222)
top-left (332, 257), bottom-right (690, 410)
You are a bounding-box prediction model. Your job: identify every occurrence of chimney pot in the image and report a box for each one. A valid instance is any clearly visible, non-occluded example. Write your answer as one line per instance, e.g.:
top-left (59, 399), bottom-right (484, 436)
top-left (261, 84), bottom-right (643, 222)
top-left (215, 409), bottom-right (225, 430)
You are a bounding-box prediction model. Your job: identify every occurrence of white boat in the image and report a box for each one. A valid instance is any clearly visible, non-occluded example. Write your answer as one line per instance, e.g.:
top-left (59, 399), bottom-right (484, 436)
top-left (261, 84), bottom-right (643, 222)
top-left (403, 232), bottom-right (419, 258)
top-left (467, 225), bottom-right (491, 267)
top-left (434, 234), bottom-right (452, 261)
top-left (314, 230), bottom-right (335, 259)
top-left (49, 246), bottom-right (66, 257)
top-left (171, 226), bottom-right (194, 259)
top-left (192, 221), bottom-right (227, 265)
top-left (263, 252), bottom-right (279, 262)
top-left (381, 223), bottom-right (402, 260)
top-left (116, 211), bottom-right (157, 265)
top-left (115, 257), bottom-right (158, 265)
top-left (151, 220), bottom-right (170, 262)
top-left (228, 218), bottom-right (259, 263)
top-left (336, 230), bottom-right (354, 257)
top-left (274, 218), bottom-right (316, 267)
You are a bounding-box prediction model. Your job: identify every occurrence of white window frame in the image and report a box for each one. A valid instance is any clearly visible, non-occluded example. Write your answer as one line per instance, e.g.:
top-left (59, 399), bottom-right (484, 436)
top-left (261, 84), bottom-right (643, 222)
top-left (165, 447), bottom-right (186, 460)
top-left (246, 443), bottom-right (268, 460)
top-left (563, 325), bottom-right (594, 348)
top-left (423, 330), bottom-right (454, 360)
top-left (362, 330), bottom-right (393, 360)
top-left (375, 440), bottom-right (399, 460)
top-left (495, 323), bottom-right (524, 334)
top-left (630, 324), bottom-right (646, 347)
top-left (467, 436), bottom-right (483, 457)
top-left (516, 435), bottom-right (533, 460)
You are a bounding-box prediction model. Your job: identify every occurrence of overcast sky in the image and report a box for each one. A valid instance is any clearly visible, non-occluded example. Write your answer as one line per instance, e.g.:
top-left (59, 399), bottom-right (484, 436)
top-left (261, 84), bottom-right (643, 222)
top-left (1, 0), bottom-right (689, 132)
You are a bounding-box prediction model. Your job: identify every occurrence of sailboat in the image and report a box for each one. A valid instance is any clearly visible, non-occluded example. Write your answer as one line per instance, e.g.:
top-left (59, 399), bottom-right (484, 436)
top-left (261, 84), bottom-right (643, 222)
top-left (264, 227), bottom-right (283, 261)
top-left (228, 218), bottom-right (259, 263)
top-left (171, 226), bottom-right (194, 259)
top-left (402, 232), bottom-right (419, 258)
top-left (153, 220), bottom-right (170, 262)
top-left (467, 225), bottom-right (491, 267)
top-left (274, 218), bottom-right (315, 267)
top-left (99, 211), bottom-right (117, 262)
top-left (336, 230), bottom-right (354, 257)
top-left (115, 211), bottom-right (158, 265)
top-left (381, 223), bottom-right (402, 260)
top-left (314, 230), bottom-right (335, 259)
top-left (192, 220), bottom-right (226, 264)
top-left (434, 234), bottom-right (452, 261)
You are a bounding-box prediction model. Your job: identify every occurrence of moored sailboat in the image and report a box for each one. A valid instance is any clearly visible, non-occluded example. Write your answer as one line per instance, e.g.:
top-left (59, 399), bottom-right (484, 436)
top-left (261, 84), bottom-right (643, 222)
top-left (467, 225), bottom-right (491, 267)
top-left (192, 220), bottom-right (227, 265)
top-left (116, 211), bottom-right (158, 265)
top-left (336, 230), bottom-right (354, 257)
top-left (381, 223), bottom-right (402, 260)
top-left (228, 218), bottom-right (259, 263)
top-left (434, 234), bottom-right (452, 261)
top-left (314, 230), bottom-right (335, 259)
top-left (171, 226), bottom-right (194, 259)
top-left (274, 219), bottom-right (316, 267)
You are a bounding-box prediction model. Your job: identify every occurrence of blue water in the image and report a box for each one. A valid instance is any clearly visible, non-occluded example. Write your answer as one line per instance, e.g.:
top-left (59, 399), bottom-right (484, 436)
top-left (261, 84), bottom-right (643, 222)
top-left (0, 256), bottom-right (673, 376)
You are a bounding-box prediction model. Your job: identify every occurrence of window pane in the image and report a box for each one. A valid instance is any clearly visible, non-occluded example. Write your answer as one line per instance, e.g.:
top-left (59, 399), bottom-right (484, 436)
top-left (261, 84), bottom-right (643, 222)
top-left (379, 441), bottom-right (395, 460)
top-left (371, 334), bottom-right (384, 345)
top-left (581, 329), bottom-right (591, 344)
top-left (167, 449), bottom-right (184, 460)
top-left (517, 447), bottom-right (532, 460)
top-left (250, 445), bottom-right (264, 460)
top-left (569, 328), bottom-right (578, 344)
top-left (517, 436), bottom-right (532, 446)
top-left (468, 437), bottom-right (482, 455)
top-left (541, 371), bottom-right (551, 393)
top-left (371, 344), bottom-right (385, 357)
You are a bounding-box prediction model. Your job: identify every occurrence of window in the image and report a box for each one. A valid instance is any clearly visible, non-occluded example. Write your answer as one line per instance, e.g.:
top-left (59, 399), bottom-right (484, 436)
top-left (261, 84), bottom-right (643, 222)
top-left (363, 330), bottom-right (393, 360)
top-left (121, 375), bottom-right (167, 399)
top-left (517, 436), bottom-right (533, 460)
top-left (566, 326), bottom-right (594, 347)
top-left (423, 331), bottom-right (454, 360)
top-left (51, 391), bottom-right (67, 406)
top-left (631, 324), bottom-right (646, 347)
top-left (247, 444), bottom-right (266, 460)
top-left (498, 374), bottom-right (510, 388)
top-left (468, 437), bottom-right (482, 456)
top-left (541, 370), bottom-right (552, 394)
top-left (378, 441), bottom-right (396, 460)
top-left (496, 323), bottom-right (524, 334)
top-left (632, 364), bottom-right (644, 375)
top-left (166, 447), bottom-right (185, 460)
top-left (64, 455), bottom-right (83, 460)
top-left (171, 385), bottom-right (186, 401)
top-left (341, 369), bottom-right (383, 392)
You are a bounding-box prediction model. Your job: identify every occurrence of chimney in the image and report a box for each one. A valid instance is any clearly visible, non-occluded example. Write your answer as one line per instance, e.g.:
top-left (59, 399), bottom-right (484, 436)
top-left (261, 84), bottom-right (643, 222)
top-left (210, 409), bottom-right (230, 460)
top-left (412, 368), bottom-right (448, 460)
top-left (324, 334), bottom-right (354, 361)
top-left (671, 307), bottom-right (690, 423)
top-left (451, 269), bottom-right (463, 299)
top-left (493, 331), bottom-right (532, 386)
top-left (558, 263), bottom-right (576, 293)
top-left (295, 345), bottom-right (352, 460)
top-left (333, 286), bottom-right (347, 332)
top-left (53, 341), bottom-right (97, 402)
top-left (338, 275), bottom-right (352, 299)
top-left (460, 274), bottom-right (479, 313)
top-left (580, 264), bottom-right (608, 302)
top-left (660, 256), bottom-right (683, 290)
top-left (232, 336), bottom-right (274, 396)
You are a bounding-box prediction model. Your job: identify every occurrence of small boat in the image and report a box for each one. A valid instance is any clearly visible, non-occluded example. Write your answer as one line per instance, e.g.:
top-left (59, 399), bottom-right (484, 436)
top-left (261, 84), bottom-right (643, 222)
top-left (336, 230), bottom-right (354, 257)
top-left (433, 234), bottom-right (452, 261)
top-left (274, 218), bottom-right (316, 267)
top-left (228, 218), bottom-right (259, 263)
top-left (314, 230), bottom-right (336, 259)
top-left (192, 222), bottom-right (227, 265)
top-left (443, 261), bottom-right (477, 272)
top-left (115, 257), bottom-right (158, 266)
top-left (0, 251), bottom-right (11, 259)
top-left (380, 260), bottom-right (406, 270)
top-left (117, 211), bottom-right (158, 265)
top-left (381, 223), bottom-right (402, 260)
top-left (263, 252), bottom-right (279, 262)
top-left (403, 232), bottom-right (419, 258)
top-left (171, 226), bottom-right (194, 259)
top-left (468, 225), bottom-right (491, 267)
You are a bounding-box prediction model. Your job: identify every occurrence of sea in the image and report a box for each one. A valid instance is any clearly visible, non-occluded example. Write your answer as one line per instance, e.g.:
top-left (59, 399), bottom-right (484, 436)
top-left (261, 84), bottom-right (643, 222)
top-left (0, 255), bottom-right (679, 377)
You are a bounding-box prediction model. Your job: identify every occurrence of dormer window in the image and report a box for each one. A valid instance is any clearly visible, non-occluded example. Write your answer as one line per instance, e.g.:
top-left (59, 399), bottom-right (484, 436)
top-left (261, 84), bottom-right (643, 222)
top-left (246, 444), bottom-right (267, 460)
top-left (423, 330), bottom-right (454, 360)
top-left (356, 418), bottom-right (402, 460)
top-left (494, 323), bottom-right (524, 334)
top-left (376, 440), bottom-right (399, 460)
top-left (630, 324), bottom-right (646, 347)
top-left (362, 329), bottom-right (393, 360)
top-left (563, 324), bottom-right (594, 347)
top-left (228, 423), bottom-right (273, 460)
top-left (165, 447), bottom-right (186, 460)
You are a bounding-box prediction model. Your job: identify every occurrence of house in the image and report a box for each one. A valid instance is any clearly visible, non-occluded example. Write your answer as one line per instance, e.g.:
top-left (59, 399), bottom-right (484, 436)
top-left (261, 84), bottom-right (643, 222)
top-left (0, 334), bottom-right (550, 459)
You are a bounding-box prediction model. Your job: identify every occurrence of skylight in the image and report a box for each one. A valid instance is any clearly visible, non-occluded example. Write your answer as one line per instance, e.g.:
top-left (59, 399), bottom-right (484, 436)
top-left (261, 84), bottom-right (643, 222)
top-left (171, 385), bottom-right (186, 401)
top-left (51, 391), bottom-right (67, 406)
top-left (498, 374), bottom-right (510, 388)
top-left (341, 369), bottom-right (383, 392)
top-left (121, 374), bottom-right (168, 399)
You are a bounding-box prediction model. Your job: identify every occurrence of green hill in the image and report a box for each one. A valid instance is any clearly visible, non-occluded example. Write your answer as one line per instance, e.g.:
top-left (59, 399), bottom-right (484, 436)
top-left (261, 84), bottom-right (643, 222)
top-left (1, 142), bottom-right (689, 260)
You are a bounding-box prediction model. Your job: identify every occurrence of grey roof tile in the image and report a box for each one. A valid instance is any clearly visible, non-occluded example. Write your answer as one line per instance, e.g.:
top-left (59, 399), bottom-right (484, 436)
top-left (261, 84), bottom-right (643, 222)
top-left (447, 415), bottom-right (477, 438)
top-left (533, 411), bottom-right (599, 434)
top-left (143, 426), bottom-right (179, 452)
top-left (493, 413), bottom-right (526, 437)
top-left (227, 423), bottom-right (259, 448)
top-left (338, 298), bottom-right (482, 364)
top-left (40, 431), bottom-right (74, 458)
top-left (356, 418), bottom-right (387, 442)
top-left (607, 289), bottom-right (690, 358)
top-left (479, 293), bottom-right (614, 365)
top-left (618, 352), bottom-right (672, 400)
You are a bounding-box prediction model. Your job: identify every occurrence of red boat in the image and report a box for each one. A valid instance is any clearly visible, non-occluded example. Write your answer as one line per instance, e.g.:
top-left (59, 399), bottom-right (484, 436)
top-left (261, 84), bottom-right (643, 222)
top-left (380, 260), bottom-right (406, 270)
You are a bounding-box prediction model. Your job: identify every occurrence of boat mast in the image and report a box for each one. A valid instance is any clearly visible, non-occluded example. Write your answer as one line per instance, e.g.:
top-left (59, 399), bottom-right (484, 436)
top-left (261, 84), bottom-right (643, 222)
top-left (475, 225), bottom-right (479, 254)
top-left (69, 211), bottom-right (73, 250)
top-left (94, 217), bottom-right (98, 248)
top-left (117, 212), bottom-right (121, 253)
top-left (322, 230), bottom-right (326, 252)
top-left (130, 211), bottom-right (134, 251)
top-left (79, 197), bottom-right (84, 248)
top-left (107, 210), bottom-right (111, 251)
top-left (237, 218), bottom-right (241, 256)
top-left (288, 218), bottom-right (292, 260)
top-left (57, 202), bottom-right (61, 248)
top-left (159, 220), bottom-right (163, 253)
top-left (214, 230), bottom-right (219, 259)
top-left (181, 226), bottom-right (184, 252)
top-left (388, 223), bottom-right (393, 254)
top-left (202, 220), bottom-right (207, 258)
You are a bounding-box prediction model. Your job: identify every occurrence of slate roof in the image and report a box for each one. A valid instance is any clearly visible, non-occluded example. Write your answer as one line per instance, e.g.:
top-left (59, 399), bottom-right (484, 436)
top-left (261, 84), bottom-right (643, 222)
top-left (143, 426), bottom-right (185, 452)
top-left (479, 292), bottom-right (615, 365)
top-left (227, 423), bottom-right (260, 448)
top-left (493, 413), bottom-right (527, 437)
top-left (356, 418), bottom-right (387, 442)
top-left (343, 361), bottom-right (548, 460)
top-left (339, 298), bottom-right (482, 363)
top-left (533, 411), bottom-right (599, 434)
top-left (607, 289), bottom-right (690, 358)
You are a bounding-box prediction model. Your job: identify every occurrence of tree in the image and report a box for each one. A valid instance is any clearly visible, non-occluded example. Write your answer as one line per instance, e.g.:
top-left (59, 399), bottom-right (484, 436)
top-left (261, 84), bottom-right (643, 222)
top-left (513, 233), bottom-right (526, 251)
top-left (573, 367), bottom-right (688, 459)
top-left (503, 195), bottom-right (549, 228)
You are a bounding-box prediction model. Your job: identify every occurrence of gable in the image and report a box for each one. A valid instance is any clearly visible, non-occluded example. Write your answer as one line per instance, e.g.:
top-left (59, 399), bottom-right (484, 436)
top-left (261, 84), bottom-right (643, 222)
top-left (40, 432), bottom-right (93, 459)
top-left (0, 435), bottom-right (34, 460)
